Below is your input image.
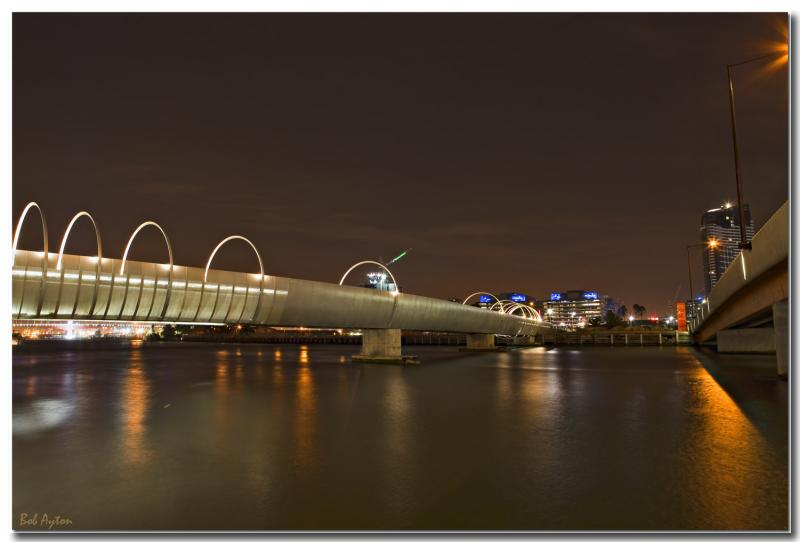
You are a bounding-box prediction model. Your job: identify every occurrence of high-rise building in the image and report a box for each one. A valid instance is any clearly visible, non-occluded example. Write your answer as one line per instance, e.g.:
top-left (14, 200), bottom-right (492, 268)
top-left (544, 290), bottom-right (604, 329)
top-left (701, 202), bottom-right (754, 294)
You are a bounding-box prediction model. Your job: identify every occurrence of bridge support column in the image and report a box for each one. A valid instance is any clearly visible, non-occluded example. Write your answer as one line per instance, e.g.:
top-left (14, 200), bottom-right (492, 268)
top-left (773, 299), bottom-right (788, 379)
top-left (353, 329), bottom-right (411, 364)
top-left (717, 329), bottom-right (775, 354)
top-left (460, 333), bottom-right (498, 351)
top-left (513, 335), bottom-right (536, 347)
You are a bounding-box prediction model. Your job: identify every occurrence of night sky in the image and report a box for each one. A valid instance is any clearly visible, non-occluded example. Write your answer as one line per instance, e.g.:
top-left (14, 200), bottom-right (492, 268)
top-left (13, 13), bottom-right (788, 314)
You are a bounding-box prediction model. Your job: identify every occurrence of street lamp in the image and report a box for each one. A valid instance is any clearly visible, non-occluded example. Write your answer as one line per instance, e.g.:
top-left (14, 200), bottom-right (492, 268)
top-left (726, 49), bottom-right (788, 250)
top-left (686, 239), bottom-right (721, 302)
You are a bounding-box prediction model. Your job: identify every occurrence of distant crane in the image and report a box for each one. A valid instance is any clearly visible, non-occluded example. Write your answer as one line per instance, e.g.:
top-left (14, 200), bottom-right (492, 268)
top-left (384, 249), bottom-right (410, 267)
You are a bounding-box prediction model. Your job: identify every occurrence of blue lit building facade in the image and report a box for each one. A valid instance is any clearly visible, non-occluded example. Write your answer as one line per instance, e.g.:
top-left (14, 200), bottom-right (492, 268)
top-left (544, 290), bottom-right (604, 329)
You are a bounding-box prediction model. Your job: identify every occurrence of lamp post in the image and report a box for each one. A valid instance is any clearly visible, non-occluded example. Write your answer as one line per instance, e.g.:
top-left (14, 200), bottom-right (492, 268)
top-left (726, 50), bottom-right (787, 250)
top-left (686, 239), bottom-right (721, 317)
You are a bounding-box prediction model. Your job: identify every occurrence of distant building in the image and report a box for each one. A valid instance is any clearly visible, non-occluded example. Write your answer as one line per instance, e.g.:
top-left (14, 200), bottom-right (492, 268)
top-left (701, 202), bottom-right (754, 294)
top-left (602, 296), bottom-right (622, 317)
top-left (498, 292), bottom-right (533, 304)
top-left (468, 292), bottom-right (539, 316)
top-left (544, 290), bottom-right (604, 329)
top-left (359, 271), bottom-right (398, 292)
top-left (684, 298), bottom-right (702, 320)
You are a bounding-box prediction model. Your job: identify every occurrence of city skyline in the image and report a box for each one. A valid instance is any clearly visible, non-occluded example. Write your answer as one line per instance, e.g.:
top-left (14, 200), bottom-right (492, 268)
top-left (12, 13), bottom-right (788, 314)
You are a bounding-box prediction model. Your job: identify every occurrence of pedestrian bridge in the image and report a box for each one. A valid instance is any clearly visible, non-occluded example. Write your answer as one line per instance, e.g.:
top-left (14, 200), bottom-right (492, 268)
top-left (12, 202), bottom-right (546, 362)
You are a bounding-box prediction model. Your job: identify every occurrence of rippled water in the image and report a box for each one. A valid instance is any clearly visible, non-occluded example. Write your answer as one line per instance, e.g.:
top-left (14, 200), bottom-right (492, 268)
top-left (12, 343), bottom-right (788, 531)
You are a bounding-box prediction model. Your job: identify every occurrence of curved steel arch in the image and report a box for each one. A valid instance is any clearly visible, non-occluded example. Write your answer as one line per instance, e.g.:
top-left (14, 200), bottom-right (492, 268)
top-left (505, 302), bottom-right (538, 320)
top-left (489, 300), bottom-right (517, 313)
top-left (194, 235), bottom-right (265, 323)
top-left (12, 202), bottom-right (49, 317)
top-left (339, 260), bottom-right (400, 328)
top-left (489, 300), bottom-right (523, 335)
top-left (500, 301), bottom-right (536, 335)
top-left (339, 260), bottom-right (400, 292)
top-left (487, 300), bottom-right (541, 322)
top-left (54, 211), bottom-right (103, 318)
top-left (118, 221), bottom-right (175, 321)
top-left (56, 211), bottom-right (102, 271)
top-left (120, 221), bottom-right (173, 275)
top-left (13, 201), bottom-right (49, 260)
top-left (461, 291), bottom-right (500, 306)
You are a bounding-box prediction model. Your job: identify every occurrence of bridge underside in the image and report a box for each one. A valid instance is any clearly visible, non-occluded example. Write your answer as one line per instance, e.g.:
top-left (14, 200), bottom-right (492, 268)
top-left (694, 260), bottom-right (787, 344)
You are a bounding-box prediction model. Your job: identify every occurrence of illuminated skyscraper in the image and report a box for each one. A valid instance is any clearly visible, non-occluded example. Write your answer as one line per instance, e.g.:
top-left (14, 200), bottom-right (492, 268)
top-left (701, 202), bottom-right (754, 294)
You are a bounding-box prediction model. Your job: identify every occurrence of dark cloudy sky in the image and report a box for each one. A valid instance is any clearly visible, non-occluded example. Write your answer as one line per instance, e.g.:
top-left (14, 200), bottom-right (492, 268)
top-left (13, 13), bottom-right (788, 314)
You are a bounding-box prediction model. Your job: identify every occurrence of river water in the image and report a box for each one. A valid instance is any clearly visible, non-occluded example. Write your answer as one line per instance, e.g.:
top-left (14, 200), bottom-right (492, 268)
top-left (12, 343), bottom-right (788, 531)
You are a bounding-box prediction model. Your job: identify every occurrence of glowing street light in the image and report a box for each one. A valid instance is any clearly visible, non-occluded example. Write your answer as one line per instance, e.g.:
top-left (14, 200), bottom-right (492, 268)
top-left (686, 239), bottom-right (720, 302)
top-left (726, 46), bottom-right (788, 250)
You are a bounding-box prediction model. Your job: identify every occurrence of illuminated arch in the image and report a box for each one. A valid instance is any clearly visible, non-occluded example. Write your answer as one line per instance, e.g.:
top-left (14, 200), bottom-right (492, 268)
top-left (12, 201), bottom-right (49, 261)
top-left (56, 211), bottom-right (102, 271)
top-left (504, 302), bottom-right (539, 320)
top-left (461, 291), bottom-right (500, 306)
top-left (12, 202), bottom-right (49, 317)
top-left (339, 260), bottom-right (400, 327)
top-left (486, 300), bottom-right (539, 321)
top-left (339, 261), bottom-right (400, 294)
top-left (119, 221), bottom-right (174, 321)
top-left (120, 221), bottom-right (173, 275)
top-left (195, 235), bottom-right (265, 323)
top-left (204, 235), bottom-right (263, 281)
top-left (489, 300), bottom-right (516, 312)
top-left (54, 211), bottom-right (103, 317)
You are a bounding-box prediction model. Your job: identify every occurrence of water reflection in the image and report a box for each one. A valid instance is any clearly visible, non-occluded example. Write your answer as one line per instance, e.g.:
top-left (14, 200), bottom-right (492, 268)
top-left (293, 365), bottom-right (316, 467)
top-left (25, 375), bottom-right (37, 397)
top-left (215, 353), bottom-right (229, 397)
top-left (120, 349), bottom-right (150, 465)
top-left (683, 365), bottom-right (772, 529)
top-left (12, 345), bottom-right (787, 530)
top-left (13, 398), bottom-right (74, 435)
top-left (382, 374), bottom-right (414, 515)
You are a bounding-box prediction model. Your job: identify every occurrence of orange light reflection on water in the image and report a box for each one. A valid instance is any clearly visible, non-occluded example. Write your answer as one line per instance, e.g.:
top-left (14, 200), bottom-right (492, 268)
top-left (293, 365), bottom-right (316, 467)
top-left (121, 349), bottom-right (150, 465)
top-left (682, 362), bottom-right (777, 529)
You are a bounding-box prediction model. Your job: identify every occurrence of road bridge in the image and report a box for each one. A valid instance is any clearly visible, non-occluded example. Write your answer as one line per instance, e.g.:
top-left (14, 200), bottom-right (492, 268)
top-left (689, 201), bottom-right (788, 377)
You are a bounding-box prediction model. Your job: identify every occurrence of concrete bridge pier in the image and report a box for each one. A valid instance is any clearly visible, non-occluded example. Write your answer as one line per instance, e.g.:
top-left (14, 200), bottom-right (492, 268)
top-left (513, 335), bottom-right (537, 346)
top-left (352, 329), bottom-right (409, 364)
top-left (773, 299), bottom-right (788, 379)
top-left (460, 333), bottom-right (499, 351)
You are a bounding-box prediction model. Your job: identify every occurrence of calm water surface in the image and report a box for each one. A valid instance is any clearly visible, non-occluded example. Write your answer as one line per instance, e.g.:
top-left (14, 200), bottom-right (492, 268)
top-left (13, 343), bottom-right (788, 530)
